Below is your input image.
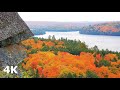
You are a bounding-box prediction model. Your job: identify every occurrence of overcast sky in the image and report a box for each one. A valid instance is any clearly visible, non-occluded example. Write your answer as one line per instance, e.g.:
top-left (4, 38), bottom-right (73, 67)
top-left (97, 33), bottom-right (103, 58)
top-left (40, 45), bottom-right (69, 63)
top-left (18, 12), bottom-right (120, 22)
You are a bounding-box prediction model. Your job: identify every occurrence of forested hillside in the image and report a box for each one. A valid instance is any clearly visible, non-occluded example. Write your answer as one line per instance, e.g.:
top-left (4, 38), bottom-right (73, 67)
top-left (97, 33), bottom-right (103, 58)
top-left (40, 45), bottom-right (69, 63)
top-left (80, 21), bottom-right (120, 36)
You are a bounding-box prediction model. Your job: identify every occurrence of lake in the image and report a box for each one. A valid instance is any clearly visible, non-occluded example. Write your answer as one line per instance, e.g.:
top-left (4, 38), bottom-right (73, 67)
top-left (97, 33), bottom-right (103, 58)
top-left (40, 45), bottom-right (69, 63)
top-left (34, 31), bottom-right (120, 52)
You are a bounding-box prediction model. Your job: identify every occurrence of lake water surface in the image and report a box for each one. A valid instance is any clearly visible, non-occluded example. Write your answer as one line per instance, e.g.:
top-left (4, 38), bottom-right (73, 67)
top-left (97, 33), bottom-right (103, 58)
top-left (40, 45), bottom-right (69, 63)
top-left (34, 31), bottom-right (120, 52)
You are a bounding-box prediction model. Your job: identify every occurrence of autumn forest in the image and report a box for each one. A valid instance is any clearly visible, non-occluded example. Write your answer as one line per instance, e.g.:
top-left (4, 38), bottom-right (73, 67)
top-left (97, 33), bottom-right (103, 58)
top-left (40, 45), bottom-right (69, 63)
top-left (16, 36), bottom-right (120, 78)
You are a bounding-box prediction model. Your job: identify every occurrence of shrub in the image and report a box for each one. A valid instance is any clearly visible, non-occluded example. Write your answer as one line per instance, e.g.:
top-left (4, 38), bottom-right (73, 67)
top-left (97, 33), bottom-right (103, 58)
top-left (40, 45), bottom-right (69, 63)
top-left (0, 71), bottom-right (18, 78)
top-left (41, 45), bottom-right (49, 51)
top-left (21, 69), bottom-right (39, 78)
top-left (111, 58), bottom-right (117, 62)
top-left (117, 53), bottom-right (120, 59)
top-left (29, 49), bottom-right (38, 54)
top-left (59, 72), bottom-right (77, 78)
top-left (25, 45), bottom-right (32, 50)
top-left (94, 61), bottom-right (99, 67)
top-left (42, 43), bottom-right (45, 46)
top-left (86, 70), bottom-right (99, 78)
top-left (98, 60), bottom-right (111, 67)
top-left (33, 37), bottom-right (39, 43)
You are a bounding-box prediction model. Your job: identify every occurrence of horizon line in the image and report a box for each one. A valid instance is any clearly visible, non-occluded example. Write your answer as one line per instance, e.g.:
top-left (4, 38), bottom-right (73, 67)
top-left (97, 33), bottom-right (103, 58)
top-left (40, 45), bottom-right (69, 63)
top-left (25, 21), bottom-right (120, 22)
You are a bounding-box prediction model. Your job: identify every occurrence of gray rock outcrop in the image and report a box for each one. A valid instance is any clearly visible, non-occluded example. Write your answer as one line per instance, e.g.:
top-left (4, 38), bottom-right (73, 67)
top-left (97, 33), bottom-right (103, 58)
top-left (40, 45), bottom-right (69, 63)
top-left (0, 12), bottom-right (33, 69)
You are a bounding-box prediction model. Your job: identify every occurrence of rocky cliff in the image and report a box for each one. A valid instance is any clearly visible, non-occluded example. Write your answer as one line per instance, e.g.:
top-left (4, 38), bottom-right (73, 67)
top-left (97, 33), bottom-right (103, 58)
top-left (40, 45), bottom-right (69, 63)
top-left (0, 12), bottom-right (33, 69)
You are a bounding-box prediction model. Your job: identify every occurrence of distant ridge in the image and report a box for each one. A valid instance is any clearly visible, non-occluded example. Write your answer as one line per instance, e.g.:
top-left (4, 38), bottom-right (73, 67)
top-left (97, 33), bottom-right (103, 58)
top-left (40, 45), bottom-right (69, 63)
top-left (80, 21), bottom-right (120, 36)
top-left (26, 21), bottom-right (120, 36)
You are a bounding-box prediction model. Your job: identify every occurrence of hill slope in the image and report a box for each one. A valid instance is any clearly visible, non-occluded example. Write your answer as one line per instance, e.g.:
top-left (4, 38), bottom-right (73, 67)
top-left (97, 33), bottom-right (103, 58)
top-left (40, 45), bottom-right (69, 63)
top-left (80, 21), bottom-right (120, 36)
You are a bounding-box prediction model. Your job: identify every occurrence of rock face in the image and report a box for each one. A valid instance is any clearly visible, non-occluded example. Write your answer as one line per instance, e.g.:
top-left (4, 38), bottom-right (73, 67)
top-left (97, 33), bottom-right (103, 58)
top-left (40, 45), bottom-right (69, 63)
top-left (0, 12), bottom-right (33, 68)
top-left (0, 44), bottom-right (26, 68)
